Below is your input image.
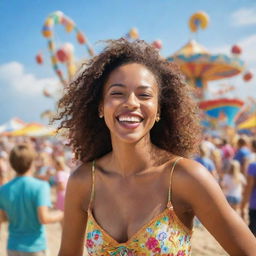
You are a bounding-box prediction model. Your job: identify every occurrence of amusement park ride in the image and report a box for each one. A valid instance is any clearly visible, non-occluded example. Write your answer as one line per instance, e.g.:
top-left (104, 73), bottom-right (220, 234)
top-left (36, 10), bottom-right (255, 133)
top-left (166, 11), bottom-right (255, 132)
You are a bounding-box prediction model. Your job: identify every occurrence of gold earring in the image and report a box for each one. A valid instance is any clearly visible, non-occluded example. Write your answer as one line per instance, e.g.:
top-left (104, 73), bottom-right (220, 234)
top-left (156, 114), bottom-right (160, 122)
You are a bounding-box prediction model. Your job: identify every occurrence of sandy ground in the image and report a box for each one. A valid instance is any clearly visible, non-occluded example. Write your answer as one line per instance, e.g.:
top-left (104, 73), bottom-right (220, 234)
top-left (0, 222), bottom-right (228, 256)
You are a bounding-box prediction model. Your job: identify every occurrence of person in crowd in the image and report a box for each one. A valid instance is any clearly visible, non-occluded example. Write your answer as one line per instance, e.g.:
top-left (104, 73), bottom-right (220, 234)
top-left (0, 150), bottom-right (9, 185)
top-left (34, 153), bottom-right (54, 184)
top-left (0, 144), bottom-right (63, 256)
top-left (55, 39), bottom-right (256, 255)
top-left (234, 136), bottom-right (252, 175)
top-left (220, 138), bottom-right (235, 173)
top-left (221, 160), bottom-right (246, 213)
top-left (242, 139), bottom-right (256, 236)
top-left (53, 156), bottom-right (70, 227)
top-left (194, 143), bottom-right (219, 180)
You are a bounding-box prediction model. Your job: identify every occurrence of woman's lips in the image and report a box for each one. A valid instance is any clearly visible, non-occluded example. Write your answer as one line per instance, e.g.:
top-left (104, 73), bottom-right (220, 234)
top-left (117, 119), bottom-right (141, 129)
top-left (115, 112), bottom-right (144, 130)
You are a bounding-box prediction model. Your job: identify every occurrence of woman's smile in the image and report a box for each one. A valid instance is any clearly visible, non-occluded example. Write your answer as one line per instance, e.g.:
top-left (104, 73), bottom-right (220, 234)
top-left (116, 112), bottom-right (144, 130)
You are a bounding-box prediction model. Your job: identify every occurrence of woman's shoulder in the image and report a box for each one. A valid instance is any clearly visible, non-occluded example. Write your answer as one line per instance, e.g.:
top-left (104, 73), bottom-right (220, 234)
top-left (67, 162), bottom-right (94, 196)
top-left (175, 157), bottom-right (211, 180)
top-left (173, 157), bottom-right (220, 200)
top-left (65, 162), bottom-right (95, 210)
top-left (69, 162), bottom-right (94, 184)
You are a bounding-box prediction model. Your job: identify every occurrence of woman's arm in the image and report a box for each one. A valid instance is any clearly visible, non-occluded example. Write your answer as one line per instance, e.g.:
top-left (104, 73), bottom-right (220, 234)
top-left (176, 159), bottom-right (256, 255)
top-left (58, 163), bottom-right (92, 256)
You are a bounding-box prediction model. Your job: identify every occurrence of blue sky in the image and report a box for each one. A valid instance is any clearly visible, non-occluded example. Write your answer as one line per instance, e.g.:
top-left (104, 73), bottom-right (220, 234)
top-left (0, 0), bottom-right (256, 124)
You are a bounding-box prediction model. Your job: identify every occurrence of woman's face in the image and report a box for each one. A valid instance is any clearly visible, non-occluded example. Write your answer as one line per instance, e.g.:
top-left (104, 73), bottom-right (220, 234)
top-left (101, 63), bottom-right (159, 144)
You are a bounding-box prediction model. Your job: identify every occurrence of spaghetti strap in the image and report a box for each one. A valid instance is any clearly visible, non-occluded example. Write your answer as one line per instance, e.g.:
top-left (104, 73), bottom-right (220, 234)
top-left (167, 157), bottom-right (183, 208)
top-left (88, 161), bottom-right (96, 209)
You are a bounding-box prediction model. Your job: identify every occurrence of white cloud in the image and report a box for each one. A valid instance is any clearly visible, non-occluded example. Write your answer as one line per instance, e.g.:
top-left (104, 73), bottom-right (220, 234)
top-left (231, 7), bottom-right (256, 26)
top-left (0, 62), bottom-right (58, 96)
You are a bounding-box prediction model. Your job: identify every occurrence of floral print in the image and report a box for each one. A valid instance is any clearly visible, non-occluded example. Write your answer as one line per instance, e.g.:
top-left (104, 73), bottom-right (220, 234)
top-left (85, 207), bottom-right (192, 256)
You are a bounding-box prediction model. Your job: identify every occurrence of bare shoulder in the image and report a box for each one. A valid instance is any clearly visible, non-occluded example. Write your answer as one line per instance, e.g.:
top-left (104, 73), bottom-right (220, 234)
top-left (69, 162), bottom-right (93, 184)
top-left (173, 158), bottom-right (222, 211)
top-left (66, 162), bottom-right (94, 211)
top-left (175, 157), bottom-right (213, 182)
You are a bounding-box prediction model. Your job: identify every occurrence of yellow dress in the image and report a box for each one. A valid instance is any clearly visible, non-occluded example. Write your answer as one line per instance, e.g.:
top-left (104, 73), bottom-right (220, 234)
top-left (85, 158), bottom-right (192, 256)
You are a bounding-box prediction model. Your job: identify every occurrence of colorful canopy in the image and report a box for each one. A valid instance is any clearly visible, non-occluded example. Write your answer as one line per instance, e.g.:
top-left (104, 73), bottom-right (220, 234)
top-left (8, 123), bottom-right (56, 137)
top-left (167, 40), bottom-right (244, 89)
top-left (237, 114), bottom-right (256, 129)
top-left (0, 117), bottom-right (27, 133)
top-left (199, 98), bottom-right (244, 127)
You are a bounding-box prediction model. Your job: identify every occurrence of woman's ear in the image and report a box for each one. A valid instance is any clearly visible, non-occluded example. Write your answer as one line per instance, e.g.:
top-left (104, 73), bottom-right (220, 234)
top-left (98, 104), bottom-right (103, 118)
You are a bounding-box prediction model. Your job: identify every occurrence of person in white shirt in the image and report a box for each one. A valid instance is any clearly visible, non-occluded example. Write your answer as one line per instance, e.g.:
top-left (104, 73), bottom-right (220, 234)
top-left (221, 160), bottom-right (246, 213)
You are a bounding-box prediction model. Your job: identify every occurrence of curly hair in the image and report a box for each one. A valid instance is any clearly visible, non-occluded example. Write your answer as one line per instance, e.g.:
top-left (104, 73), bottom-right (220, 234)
top-left (55, 38), bottom-right (201, 162)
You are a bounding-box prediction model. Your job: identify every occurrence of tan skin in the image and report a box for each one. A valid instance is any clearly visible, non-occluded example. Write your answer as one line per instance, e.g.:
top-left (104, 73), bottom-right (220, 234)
top-left (58, 63), bottom-right (256, 256)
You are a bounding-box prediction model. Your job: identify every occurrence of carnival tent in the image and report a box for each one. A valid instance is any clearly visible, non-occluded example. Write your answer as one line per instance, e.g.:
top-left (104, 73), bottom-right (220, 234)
top-left (9, 123), bottom-right (56, 137)
top-left (0, 117), bottom-right (27, 133)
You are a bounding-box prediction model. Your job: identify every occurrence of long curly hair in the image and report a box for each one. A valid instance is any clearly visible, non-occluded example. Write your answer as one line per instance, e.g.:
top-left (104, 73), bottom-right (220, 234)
top-left (55, 38), bottom-right (201, 162)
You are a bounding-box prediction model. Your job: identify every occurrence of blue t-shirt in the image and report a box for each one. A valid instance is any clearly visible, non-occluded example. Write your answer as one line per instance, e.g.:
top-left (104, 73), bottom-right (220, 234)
top-left (248, 162), bottom-right (256, 209)
top-left (234, 147), bottom-right (251, 165)
top-left (0, 176), bottom-right (51, 252)
top-left (195, 157), bottom-right (215, 172)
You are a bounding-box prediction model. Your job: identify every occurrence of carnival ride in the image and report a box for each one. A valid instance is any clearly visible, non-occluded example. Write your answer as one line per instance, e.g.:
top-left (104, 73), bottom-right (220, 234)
top-left (37, 11), bottom-right (94, 87)
top-left (167, 11), bottom-right (254, 130)
top-left (36, 11), bottom-right (164, 123)
top-left (35, 10), bottom-right (255, 132)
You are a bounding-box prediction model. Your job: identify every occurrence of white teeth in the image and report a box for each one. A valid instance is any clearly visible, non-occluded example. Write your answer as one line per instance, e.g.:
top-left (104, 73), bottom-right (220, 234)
top-left (118, 116), bottom-right (141, 122)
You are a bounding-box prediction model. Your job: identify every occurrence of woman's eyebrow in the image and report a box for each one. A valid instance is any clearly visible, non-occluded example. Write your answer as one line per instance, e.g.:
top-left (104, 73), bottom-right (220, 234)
top-left (137, 85), bottom-right (151, 89)
top-left (107, 84), bottom-right (154, 91)
top-left (108, 83), bottom-right (126, 89)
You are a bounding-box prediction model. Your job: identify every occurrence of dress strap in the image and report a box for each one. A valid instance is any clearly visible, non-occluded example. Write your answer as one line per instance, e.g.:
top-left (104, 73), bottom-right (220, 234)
top-left (167, 157), bottom-right (183, 208)
top-left (88, 161), bottom-right (96, 209)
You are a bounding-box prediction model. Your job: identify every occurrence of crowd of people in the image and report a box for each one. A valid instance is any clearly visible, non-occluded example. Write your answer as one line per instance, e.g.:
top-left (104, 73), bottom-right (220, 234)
top-left (194, 134), bottom-right (256, 234)
top-left (0, 133), bottom-right (255, 255)
top-left (0, 136), bottom-right (75, 255)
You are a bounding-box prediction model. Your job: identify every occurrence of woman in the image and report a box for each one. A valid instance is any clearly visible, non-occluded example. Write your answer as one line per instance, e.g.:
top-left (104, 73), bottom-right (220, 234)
top-left (57, 39), bottom-right (256, 255)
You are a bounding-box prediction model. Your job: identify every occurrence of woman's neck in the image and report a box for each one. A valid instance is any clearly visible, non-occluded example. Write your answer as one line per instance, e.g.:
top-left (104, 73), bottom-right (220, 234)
top-left (108, 135), bottom-right (168, 177)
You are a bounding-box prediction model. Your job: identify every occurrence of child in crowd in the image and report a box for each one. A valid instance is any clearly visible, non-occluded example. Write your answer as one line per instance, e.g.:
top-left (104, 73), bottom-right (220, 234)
top-left (221, 160), bottom-right (246, 213)
top-left (53, 157), bottom-right (70, 218)
top-left (0, 144), bottom-right (63, 256)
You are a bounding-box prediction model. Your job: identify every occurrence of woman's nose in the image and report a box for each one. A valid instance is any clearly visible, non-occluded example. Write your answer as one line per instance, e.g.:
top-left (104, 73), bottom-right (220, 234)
top-left (123, 93), bottom-right (140, 109)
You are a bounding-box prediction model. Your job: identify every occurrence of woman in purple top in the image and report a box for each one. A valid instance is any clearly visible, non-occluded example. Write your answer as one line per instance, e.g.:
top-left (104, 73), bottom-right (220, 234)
top-left (242, 139), bottom-right (256, 235)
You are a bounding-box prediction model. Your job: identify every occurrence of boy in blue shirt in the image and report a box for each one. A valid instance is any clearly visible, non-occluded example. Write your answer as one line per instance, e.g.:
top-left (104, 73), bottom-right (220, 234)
top-left (0, 144), bottom-right (63, 256)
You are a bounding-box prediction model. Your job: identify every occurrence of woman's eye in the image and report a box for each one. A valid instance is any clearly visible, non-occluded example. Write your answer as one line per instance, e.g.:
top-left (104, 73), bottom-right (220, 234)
top-left (139, 94), bottom-right (152, 98)
top-left (110, 92), bottom-right (123, 96)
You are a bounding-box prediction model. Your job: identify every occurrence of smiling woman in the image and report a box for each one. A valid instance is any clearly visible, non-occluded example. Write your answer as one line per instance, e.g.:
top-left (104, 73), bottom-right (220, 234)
top-left (57, 39), bottom-right (200, 162)
top-left (56, 39), bottom-right (256, 256)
